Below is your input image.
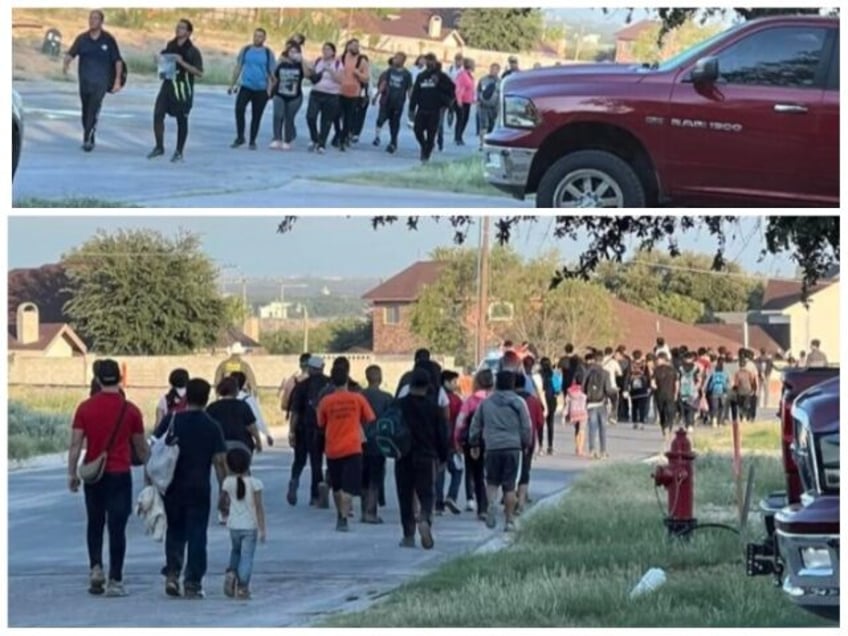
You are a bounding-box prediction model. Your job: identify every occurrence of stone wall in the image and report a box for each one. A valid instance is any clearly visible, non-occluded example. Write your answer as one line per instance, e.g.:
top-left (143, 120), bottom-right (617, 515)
top-left (7, 351), bottom-right (456, 393)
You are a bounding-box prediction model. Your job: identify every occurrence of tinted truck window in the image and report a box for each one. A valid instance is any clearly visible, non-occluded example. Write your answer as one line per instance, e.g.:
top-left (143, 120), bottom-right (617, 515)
top-left (717, 27), bottom-right (827, 88)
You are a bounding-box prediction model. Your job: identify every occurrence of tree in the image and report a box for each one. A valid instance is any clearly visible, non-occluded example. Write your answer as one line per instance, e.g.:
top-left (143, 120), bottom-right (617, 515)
top-left (503, 253), bottom-right (619, 354)
top-left (8, 263), bottom-right (72, 327)
top-left (595, 249), bottom-right (760, 323)
top-left (62, 229), bottom-right (230, 355)
top-left (622, 7), bottom-right (834, 39)
top-left (457, 9), bottom-right (544, 52)
top-left (629, 19), bottom-right (722, 65)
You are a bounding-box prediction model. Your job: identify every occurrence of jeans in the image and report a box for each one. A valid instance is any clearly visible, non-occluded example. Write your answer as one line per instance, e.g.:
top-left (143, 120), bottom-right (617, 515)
top-left (414, 110), bottom-right (441, 160)
top-left (587, 407), bottom-right (607, 454)
top-left (377, 102), bottom-right (404, 146)
top-left (631, 394), bottom-right (650, 425)
top-left (395, 454), bottom-right (435, 538)
top-left (290, 421), bottom-right (308, 484)
top-left (680, 400), bottom-right (697, 427)
top-left (272, 95), bottom-right (303, 143)
top-left (164, 491), bottom-right (211, 587)
top-left (435, 455), bottom-right (462, 506)
top-left (454, 103), bottom-right (471, 142)
top-left (306, 91), bottom-right (340, 148)
top-left (464, 447), bottom-right (488, 513)
top-left (709, 393), bottom-right (729, 425)
top-left (235, 87), bottom-right (269, 144)
top-left (84, 471), bottom-right (132, 582)
top-left (228, 529), bottom-right (258, 586)
top-left (306, 424), bottom-right (326, 500)
top-left (544, 394), bottom-right (557, 449)
top-left (340, 95), bottom-right (358, 144)
top-left (353, 96), bottom-right (368, 136)
top-left (79, 82), bottom-right (108, 142)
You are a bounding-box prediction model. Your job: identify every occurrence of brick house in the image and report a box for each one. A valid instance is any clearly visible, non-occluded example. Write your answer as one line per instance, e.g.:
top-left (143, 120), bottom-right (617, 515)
top-left (363, 260), bottom-right (745, 356)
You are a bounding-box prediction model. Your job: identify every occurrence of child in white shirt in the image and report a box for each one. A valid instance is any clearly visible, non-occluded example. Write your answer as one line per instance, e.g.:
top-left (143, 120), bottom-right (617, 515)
top-left (221, 448), bottom-right (266, 599)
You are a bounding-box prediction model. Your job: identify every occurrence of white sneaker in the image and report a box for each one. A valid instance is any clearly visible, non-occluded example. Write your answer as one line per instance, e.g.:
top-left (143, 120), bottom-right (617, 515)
top-left (269, 140), bottom-right (282, 150)
top-left (104, 580), bottom-right (128, 597)
top-left (282, 143), bottom-right (291, 150)
top-left (465, 500), bottom-right (476, 513)
top-left (218, 511), bottom-right (227, 525)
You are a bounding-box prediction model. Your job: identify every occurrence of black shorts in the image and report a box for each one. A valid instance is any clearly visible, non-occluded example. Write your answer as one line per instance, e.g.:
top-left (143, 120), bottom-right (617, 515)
top-left (485, 450), bottom-right (520, 493)
top-left (361, 453), bottom-right (386, 489)
top-left (327, 454), bottom-right (363, 496)
top-left (518, 449), bottom-right (533, 486)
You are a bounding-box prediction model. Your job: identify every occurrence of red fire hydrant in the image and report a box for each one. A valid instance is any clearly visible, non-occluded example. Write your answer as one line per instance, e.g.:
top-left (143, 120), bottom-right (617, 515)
top-left (652, 428), bottom-right (697, 537)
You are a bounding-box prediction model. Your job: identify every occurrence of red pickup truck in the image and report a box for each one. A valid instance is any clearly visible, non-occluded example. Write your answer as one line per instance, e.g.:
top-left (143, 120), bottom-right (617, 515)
top-left (746, 367), bottom-right (839, 621)
top-left (483, 16), bottom-right (839, 208)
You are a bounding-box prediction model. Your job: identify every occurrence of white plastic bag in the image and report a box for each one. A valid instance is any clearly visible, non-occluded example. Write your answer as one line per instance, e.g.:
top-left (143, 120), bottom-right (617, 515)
top-left (146, 414), bottom-right (180, 495)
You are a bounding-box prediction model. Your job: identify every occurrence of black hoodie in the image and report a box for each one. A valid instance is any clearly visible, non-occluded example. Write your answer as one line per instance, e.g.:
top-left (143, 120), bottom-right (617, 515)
top-left (410, 68), bottom-right (455, 115)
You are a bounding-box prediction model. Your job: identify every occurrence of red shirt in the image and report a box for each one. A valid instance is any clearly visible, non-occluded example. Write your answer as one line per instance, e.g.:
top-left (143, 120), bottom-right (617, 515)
top-left (73, 392), bottom-right (144, 474)
top-left (447, 391), bottom-right (463, 440)
top-left (519, 392), bottom-right (545, 449)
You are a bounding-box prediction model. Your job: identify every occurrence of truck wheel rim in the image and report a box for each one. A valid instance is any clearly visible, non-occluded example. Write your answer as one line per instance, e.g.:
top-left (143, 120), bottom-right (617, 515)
top-left (555, 169), bottom-right (624, 208)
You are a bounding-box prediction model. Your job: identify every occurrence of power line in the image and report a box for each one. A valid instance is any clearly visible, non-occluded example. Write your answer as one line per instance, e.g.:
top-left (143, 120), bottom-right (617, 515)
top-left (617, 259), bottom-right (799, 283)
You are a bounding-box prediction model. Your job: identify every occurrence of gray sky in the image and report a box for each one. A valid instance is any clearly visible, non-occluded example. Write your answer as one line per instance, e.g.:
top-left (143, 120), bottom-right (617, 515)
top-left (8, 216), bottom-right (795, 279)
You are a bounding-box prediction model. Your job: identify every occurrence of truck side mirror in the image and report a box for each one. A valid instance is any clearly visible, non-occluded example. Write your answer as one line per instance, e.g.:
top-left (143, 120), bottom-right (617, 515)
top-left (689, 56), bottom-right (719, 83)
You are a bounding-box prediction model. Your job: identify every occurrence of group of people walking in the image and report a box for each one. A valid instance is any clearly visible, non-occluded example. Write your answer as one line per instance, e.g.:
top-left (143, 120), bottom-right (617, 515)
top-left (63, 12), bottom-right (519, 163)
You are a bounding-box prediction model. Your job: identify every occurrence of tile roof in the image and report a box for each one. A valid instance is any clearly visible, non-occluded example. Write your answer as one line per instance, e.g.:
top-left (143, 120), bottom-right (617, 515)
top-left (349, 9), bottom-right (463, 42)
top-left (615, 19), bottom-right (659, 41)
top-left (362, 261), bottom-right (446, 302)
top-left (216, 326), bottom-right (262, 349)
top-left (608, 298), bottom-right (742, 353)
top-left (696, 323), bottom-right (784, 354)
top-left (761, 278), bottom-right (832, 310)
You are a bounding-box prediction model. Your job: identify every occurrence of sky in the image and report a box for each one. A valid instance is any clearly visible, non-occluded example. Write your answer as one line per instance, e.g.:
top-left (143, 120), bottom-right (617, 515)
top-left (8, 215), bottom-right (797, 281)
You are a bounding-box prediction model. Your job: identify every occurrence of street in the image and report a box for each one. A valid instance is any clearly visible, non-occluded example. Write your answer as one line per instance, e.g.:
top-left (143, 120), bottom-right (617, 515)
top-left (12, 81), bottom-right (528, 208)
top-left (8, 423), bottom-right (659, 627)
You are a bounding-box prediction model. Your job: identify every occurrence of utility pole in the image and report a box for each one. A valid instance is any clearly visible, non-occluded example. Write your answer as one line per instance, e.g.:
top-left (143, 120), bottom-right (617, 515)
top-left (476, 216), bottom-right (491, 365)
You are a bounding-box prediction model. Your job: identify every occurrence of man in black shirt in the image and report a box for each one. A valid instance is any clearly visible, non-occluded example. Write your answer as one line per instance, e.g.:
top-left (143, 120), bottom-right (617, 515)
top-left (409, 53), bottom-right (455, 163)
top-left (372, 53), bottom-right (413, 154)
top-left (63, 10), bottom-right (123, 152)
top-left (287, 356), bottom-right (331, 507)
top-left (154, 378), bottom-right (227, 599)
top-left (396, 369), bottom-right (448, 549)
top-left (651, 352), bottom-right (679, 442)
top-left (147, 19), bottom-right (204, 163)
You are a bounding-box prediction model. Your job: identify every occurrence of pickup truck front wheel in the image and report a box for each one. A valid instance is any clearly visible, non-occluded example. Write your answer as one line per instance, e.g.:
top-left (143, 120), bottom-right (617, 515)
top-left (537, 150), bottom-right (646, 208)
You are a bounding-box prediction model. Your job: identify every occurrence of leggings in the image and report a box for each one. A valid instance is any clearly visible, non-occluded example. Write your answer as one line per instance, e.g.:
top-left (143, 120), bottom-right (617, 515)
top-left (454, 103), bottom-right (471, 142)
top-left (306, 91), bottom-right (340, 148)
top-left (272, 95), bottom-right (303, 143)
top-left (154, 90), bottom-right (189, 153)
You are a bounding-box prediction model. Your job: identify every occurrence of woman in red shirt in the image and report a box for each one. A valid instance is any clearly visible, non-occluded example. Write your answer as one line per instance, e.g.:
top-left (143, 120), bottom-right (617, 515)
top-left (453, 58), bottom-right (476, 146)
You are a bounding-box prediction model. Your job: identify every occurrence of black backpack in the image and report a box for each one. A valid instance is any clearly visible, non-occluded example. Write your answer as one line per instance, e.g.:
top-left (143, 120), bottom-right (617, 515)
top-left (106, 32), bottom-right (127, 93)
top-left (365, 400), bottom-right (411, 460)
top-left (583, 368), bottom-right (605, 403)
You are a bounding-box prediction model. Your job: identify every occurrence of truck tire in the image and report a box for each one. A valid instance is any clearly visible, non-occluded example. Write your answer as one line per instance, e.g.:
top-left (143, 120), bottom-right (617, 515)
top-left (536, 150), bottom-right (646, 208)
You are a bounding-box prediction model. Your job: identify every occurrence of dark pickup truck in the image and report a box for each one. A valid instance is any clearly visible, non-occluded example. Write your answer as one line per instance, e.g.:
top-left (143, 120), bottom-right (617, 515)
top-left (746, 367), bottom-right (839, 621)
top-left (483, 16), bottom-right (839, 208)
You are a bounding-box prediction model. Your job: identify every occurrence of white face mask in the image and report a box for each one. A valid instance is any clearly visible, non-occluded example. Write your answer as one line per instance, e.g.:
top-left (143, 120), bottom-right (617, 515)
top-left (176, 387), bottom-right (187, 397)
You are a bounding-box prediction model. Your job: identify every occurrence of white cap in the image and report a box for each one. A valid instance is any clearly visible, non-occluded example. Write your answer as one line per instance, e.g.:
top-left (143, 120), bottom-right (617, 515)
top-left (307, 355), bottom-right (325, 369)
top-left (230, 342), bottom-right (245, 356)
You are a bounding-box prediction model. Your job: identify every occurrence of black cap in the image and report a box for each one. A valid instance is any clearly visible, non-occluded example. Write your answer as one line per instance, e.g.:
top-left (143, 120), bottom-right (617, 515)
top-left (96, 359), bottom-right (121, 386)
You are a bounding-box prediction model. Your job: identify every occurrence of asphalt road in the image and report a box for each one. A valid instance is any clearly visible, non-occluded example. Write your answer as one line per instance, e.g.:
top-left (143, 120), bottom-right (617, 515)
top-left (8, 421), bottom-right (661, 627)
top-left (12, 81), bottom-right (529, 208)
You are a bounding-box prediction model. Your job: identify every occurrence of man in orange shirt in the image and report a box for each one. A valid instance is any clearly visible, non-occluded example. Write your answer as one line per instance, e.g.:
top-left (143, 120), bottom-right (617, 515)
top-left (317, 365), bottom-right (376, 531)
top-left (338, 39), bottom-right (370, 151)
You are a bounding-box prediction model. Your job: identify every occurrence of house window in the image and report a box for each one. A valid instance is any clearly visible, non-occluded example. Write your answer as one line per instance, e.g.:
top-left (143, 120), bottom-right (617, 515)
top-left (384, 305), bottom-right (401, 325)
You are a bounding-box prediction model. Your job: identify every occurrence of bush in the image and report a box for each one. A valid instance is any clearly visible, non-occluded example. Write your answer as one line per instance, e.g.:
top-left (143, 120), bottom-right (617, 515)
top-left (8, 401), bottom-right (69, 461)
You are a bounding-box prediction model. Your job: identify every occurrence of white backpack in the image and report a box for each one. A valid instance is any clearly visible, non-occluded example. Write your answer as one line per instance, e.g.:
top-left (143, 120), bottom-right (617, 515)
top-left (146, 413), bottom-right (180, 494)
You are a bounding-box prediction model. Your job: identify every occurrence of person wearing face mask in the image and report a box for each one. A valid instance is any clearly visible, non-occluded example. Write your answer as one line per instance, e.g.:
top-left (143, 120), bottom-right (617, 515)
top-left (270, 41), bottom-right (308, 150)
top-left (155, 368), bottom-right (190, 425)
top-left (306, 42), bottom-right (344, 154)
